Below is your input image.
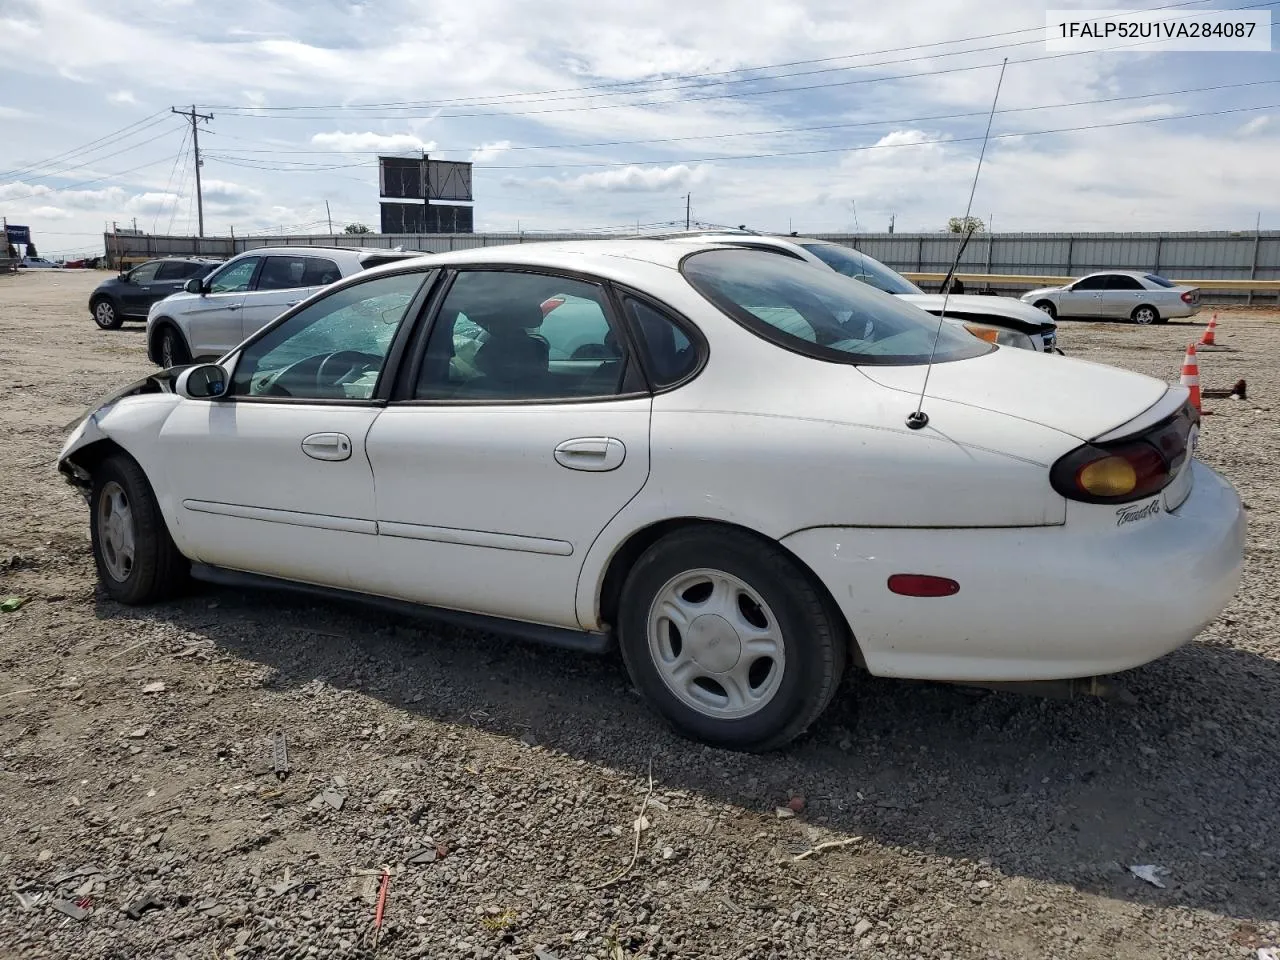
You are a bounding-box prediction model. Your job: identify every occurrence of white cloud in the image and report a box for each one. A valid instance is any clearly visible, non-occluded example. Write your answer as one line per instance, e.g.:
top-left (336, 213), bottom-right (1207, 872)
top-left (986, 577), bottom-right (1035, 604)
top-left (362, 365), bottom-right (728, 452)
top-left (541, 163), bottom-right (710, 193)
top-left (310, 131), bottom-right (436, 153)
top-left (25, 205), bottom-right (73, 220)
top-left (469, 140), bottom-right (511, 163)
top-left (107, 89), bottom-right (136, 105)
top-left (1239, 115), bottom-right (1271, 137)
top-left (0, 105), bottom-right (32, 120)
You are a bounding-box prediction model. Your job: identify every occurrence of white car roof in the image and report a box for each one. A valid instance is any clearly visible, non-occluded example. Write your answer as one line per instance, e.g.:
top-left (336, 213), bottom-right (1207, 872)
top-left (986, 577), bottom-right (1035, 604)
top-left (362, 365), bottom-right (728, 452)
top-left (378, 238), bottom-right (734, 274)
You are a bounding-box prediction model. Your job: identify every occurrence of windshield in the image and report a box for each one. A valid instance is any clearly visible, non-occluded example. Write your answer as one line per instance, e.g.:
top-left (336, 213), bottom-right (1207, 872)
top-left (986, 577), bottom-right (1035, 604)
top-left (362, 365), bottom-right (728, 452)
top-left (799, 243), bottom-right (924, 295)
top-left (1144, 274), bottom-right (1176, 288)
top-left (681, 249), bottom-right (991, 366)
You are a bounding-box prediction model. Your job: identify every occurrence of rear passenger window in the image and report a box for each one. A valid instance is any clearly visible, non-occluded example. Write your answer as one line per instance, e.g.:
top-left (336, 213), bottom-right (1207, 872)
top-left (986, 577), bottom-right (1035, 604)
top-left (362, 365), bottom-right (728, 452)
top-left (303, 257), bottom-right (341, 286)
top-left (1106, 275), bottom-right (1144, 290)
top-left (414, 271), bottom-right (633, 402)
top-left (623, 298), bottom-right (700, 388)
top-left (257, 256), bottom-right (310, 291)
top-left (156, 261), bottom-right (191, 281)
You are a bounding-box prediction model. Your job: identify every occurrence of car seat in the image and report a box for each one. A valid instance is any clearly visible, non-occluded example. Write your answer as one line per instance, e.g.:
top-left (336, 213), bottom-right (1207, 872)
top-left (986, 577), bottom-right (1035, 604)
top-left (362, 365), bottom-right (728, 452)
top-left (468, 303), bottom-right (550, 398)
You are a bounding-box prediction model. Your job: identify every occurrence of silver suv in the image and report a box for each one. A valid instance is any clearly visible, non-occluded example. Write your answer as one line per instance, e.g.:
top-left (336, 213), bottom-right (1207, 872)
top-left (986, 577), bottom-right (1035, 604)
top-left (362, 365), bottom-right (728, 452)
top-left (145, 246), bottom-right (418, 366)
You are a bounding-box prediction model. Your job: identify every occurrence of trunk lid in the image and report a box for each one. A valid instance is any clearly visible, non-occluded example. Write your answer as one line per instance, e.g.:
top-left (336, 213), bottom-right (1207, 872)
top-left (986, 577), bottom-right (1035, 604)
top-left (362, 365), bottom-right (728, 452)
top-left (857, 346), bottom-right (1169, 441)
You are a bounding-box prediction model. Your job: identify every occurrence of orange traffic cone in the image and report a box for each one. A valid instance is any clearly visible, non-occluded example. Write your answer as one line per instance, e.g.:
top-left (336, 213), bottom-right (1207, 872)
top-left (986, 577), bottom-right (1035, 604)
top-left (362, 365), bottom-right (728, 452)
top-left (1180, 342), bottom-right (1201, 413)
top-left (1199, 313), bottom-right (1217, 346)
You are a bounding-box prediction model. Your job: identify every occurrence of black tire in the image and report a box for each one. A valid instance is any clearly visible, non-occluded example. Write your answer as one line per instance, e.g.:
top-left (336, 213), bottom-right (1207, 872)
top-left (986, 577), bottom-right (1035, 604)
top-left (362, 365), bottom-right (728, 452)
top-left (89, 453), bottom-right (188, 604)
top-left (156, 324), bottom-right (191, 367)
top-left (617, 527), bottom-right (847, 752)
top-left (1033, 300), bottom-right (1057, 320)
top-left (92, 297), bottom-right (123, 330)
top-left (1131, 304), bottom-right (1160, 325)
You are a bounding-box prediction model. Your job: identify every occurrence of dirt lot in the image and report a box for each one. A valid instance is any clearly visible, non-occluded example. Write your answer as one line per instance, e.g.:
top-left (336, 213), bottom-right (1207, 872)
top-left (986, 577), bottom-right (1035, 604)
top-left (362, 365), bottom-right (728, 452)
top-left (0, 269), bottom-right (1277, 960)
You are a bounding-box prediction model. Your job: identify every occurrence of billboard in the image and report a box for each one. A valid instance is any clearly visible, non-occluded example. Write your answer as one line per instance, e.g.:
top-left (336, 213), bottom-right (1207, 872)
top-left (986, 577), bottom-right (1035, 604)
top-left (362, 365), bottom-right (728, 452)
top-left (380, 202), bottom-right (474, 234)
top-left (427, 160), bottom-right (473, 202)
top-left (5, 224), bottom-right (31, 244)
top-left (378, 157), bottom-right (473, 202)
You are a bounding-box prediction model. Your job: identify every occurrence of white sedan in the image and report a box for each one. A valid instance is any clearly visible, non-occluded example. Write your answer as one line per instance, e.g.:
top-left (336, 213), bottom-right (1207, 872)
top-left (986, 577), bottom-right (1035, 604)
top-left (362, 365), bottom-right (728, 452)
top-left (58, 240), bottom-right (1244, 751)
top-left (1021, 271), bottom-right (1201, 324)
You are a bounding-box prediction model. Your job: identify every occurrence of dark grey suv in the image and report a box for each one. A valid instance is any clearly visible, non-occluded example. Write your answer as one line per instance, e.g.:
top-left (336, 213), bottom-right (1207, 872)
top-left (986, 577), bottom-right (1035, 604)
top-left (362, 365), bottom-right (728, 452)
top-left (90, 258), bottom-right (221, 330)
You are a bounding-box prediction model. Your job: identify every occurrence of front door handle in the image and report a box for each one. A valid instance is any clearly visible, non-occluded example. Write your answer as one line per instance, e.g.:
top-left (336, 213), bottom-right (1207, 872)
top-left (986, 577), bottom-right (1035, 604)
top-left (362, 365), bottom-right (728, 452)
top-left (301, 432), bottom-right (353, 462)
top-left (226, 304), bottom-right (241, 311)
top-left (285, 300), bottom-right (300, 307)
top-left (554, 437), bottom-right (625, 472)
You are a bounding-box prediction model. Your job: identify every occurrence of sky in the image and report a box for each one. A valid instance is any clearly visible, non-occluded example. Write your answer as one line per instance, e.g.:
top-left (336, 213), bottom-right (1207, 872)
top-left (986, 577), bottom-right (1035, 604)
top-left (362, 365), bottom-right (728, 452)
top-left (0, 0), bottom-right (1277, 256)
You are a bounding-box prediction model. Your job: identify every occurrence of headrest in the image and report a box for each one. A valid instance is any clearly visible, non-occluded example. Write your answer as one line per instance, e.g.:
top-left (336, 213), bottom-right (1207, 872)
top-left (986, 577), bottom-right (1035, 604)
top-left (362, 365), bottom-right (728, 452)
top-left (464, 302), bottom-right (544, 335)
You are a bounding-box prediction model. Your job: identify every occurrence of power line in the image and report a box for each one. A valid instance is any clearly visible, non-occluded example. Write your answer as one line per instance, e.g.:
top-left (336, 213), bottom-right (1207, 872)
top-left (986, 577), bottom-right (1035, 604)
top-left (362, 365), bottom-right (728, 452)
top-left (200, 78), bottom-right (1280, 161)
top-left (0, 154), bottom-right (181, 205)
top-left (0, 110), bottom-right (169, 181)
top-left (198, 99), bottom-right (1280, 174)
top-left (151, 125), bottom-right (190, 235)
top-left (475, 101), bottom-right (1280, 170)
top-left (2, 118), bottom-right (181, 186)
top-left (199, 0), bottom-right (1220, 113)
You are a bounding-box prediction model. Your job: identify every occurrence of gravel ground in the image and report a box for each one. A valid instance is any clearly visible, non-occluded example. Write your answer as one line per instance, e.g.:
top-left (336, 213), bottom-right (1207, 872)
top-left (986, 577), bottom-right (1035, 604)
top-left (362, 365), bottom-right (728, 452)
top-left (1, 269), bottom-right (1277, 960)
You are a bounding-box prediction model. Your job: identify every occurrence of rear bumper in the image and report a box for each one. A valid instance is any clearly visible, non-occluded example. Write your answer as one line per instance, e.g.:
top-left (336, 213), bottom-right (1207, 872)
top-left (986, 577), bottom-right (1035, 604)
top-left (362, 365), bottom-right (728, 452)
top-left (782, 461), bottom-right (1244, 682)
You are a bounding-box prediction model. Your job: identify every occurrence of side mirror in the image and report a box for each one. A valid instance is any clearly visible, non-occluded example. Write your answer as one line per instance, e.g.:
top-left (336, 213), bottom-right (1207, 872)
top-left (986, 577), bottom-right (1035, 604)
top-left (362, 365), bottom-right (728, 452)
top-left (183, 277), bottom-right (206, 295)
top-left (175, 364), bottom-right (229, 399)
top-left (118, 271), bottom-right (130, 282)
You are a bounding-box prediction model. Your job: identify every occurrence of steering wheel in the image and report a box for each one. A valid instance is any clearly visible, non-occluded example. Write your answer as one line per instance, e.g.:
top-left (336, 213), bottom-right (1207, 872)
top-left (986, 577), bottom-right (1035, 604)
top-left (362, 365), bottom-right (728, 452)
top-left (315, 350), bottom-right (381, 392)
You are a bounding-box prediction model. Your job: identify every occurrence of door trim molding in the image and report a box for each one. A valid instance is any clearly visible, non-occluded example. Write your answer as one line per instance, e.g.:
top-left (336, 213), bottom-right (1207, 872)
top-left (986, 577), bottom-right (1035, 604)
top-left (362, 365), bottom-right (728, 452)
top-left (379, 520), bottom-right (573, 556)
top-left (182, 499), bottom-right (377, 535)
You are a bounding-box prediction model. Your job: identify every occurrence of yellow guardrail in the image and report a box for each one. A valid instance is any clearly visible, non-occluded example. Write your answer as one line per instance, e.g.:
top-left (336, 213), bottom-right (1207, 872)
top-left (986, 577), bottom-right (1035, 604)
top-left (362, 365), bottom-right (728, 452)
top-left (904, 272), bottom-right (1280, 292)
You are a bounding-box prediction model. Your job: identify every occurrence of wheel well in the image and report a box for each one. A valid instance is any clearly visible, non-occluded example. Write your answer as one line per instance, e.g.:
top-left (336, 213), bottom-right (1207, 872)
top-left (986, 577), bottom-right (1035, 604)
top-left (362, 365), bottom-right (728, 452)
top-left (61, 438), bottom-right (128, 488)
top-left (1034, 299), bottom-right (1055, 309)
top-left (147, 319), bottom-right (185, 360)
top-left (1134, 303), bottom-right (1159, 316)
top-left (596, 517), bottom-right (864, 667)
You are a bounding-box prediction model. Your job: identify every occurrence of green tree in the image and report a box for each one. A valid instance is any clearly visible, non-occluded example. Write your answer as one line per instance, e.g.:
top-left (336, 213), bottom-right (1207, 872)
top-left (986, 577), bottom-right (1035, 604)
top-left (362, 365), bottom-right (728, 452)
top-left (947, 216), bottom-right (985, 234)
top-left (343, 222), bottom-right (372, 234)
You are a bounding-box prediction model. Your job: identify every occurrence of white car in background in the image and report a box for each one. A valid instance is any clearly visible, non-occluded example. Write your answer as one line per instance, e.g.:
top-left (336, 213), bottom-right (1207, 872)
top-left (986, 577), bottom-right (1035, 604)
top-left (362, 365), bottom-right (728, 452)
top-left (1021, 271), bottom-right (1201, 324)
top-left (18, 255), bottom-right (59, 269)
top-left (145, 245), bottom-right (417, 367)
top-left (59, 240), bottom-right (1243, 752)
top-left (678, 233), bottom-right (1060, 352)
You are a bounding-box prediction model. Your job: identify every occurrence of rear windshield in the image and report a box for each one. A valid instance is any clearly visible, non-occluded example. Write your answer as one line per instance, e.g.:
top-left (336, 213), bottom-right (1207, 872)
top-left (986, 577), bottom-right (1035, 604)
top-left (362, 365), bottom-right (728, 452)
top-left (681, 249), bottom-right (991, 366)
top-left (799, 243), bottom-right (924, 295)
top-left (1144, 274), bottom-right (1176, 288)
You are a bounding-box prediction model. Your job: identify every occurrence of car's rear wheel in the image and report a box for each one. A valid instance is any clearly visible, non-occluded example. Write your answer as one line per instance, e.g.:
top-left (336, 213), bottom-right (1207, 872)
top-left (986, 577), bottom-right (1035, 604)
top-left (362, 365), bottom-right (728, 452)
top-left (617, 527), bottom-right (846, 752)
top-left (1033, 300), bottom-right (1057, 319)
top-left (156, 325), bottom-right (191, 367)
top-left (1131, 305), bottom-right (1160, 325)
top-left (90, 454), bottom-right (188, 604)
top-left (92, 297), bottom-right (122, 330)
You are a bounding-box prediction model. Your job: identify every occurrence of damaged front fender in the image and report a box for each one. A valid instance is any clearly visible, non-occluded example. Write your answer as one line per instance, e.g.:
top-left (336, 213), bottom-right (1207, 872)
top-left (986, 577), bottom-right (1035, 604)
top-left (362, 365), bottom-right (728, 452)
top-left (58, 368), bottom-right (186, 493)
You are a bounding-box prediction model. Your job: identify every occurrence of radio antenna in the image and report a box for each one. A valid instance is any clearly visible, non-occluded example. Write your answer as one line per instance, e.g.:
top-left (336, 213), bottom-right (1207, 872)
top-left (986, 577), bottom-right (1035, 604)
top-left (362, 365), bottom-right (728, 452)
top-left (907, 57), bottom-right (1007, 431)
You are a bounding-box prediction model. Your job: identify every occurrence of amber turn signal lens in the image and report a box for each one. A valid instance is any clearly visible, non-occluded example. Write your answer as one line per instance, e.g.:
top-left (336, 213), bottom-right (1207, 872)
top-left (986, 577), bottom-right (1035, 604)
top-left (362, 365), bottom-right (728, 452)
top-left (1077, 456), bottom-right (1138, 497)
top-left (963, 323), bottom-right (1000, 343)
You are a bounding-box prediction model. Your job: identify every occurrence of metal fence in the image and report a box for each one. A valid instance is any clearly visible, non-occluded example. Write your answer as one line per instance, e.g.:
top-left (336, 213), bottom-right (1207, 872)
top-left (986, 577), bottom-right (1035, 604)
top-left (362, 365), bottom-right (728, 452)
top-left (104, 230), bottom-right (1280, 300)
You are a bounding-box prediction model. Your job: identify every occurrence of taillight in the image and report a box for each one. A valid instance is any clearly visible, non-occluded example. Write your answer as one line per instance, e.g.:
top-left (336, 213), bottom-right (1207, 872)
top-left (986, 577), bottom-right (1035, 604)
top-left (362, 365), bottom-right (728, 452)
top-left (1050, 404), bottom-right (1196, 504)
top-left (1181, 291), bottom-right (1196, 303)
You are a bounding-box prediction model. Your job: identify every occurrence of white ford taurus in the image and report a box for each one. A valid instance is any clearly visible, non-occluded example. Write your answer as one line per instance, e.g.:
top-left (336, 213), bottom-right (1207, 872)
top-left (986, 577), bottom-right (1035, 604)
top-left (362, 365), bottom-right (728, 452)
top-left (58, 240), bottom-right (1245, 751)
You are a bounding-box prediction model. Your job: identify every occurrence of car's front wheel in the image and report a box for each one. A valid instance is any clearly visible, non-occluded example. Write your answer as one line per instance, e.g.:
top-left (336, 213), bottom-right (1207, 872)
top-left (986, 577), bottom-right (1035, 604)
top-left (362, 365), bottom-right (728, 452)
top-left (90, 453), bottom-right (188, 604)
top-left (155, 325), bottom-right (191, 367)
top-left (1033, 300), bottom-right (1057, 319)
top-left (1131, 304), bottom-right (1160, 325)
top-left (617, 527), bottom-right (847, 752)
top-left (92, 297), bottom-right (123, 330)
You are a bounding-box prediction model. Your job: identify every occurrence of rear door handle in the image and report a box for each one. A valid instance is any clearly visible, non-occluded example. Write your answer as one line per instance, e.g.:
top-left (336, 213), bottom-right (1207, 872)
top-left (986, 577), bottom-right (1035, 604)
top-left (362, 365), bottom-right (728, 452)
top-left (285, 300), bottom-right (299, 307)
top-left (554, 437), bottom-right (625, 472)
top-left (226, 304), bottom-right (240, 311)
top-left (301, 432), bottom-right (353, 462)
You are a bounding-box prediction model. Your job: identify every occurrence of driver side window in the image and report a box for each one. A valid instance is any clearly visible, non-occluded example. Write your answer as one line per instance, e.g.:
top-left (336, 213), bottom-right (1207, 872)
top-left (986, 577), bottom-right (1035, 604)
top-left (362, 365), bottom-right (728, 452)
top-left (209, 257), bottom-right (260, 294)
top-left (230, 271), bottom-right (428, 400)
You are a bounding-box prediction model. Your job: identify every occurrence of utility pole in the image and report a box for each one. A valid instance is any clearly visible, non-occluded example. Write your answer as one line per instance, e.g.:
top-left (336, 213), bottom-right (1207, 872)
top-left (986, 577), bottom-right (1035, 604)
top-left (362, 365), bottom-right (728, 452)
top-left (685, 193), bottom-right (691, 230)
top-left (325, 200), bottom-right (333, 234)
top-left (171, 105), bottom-right (213, 237)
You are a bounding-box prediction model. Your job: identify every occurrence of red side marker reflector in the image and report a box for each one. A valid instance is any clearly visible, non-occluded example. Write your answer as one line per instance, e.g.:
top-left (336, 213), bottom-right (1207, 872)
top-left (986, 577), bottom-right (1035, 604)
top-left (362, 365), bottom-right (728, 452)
top-left (888, 574), bottom-right (960, 597)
